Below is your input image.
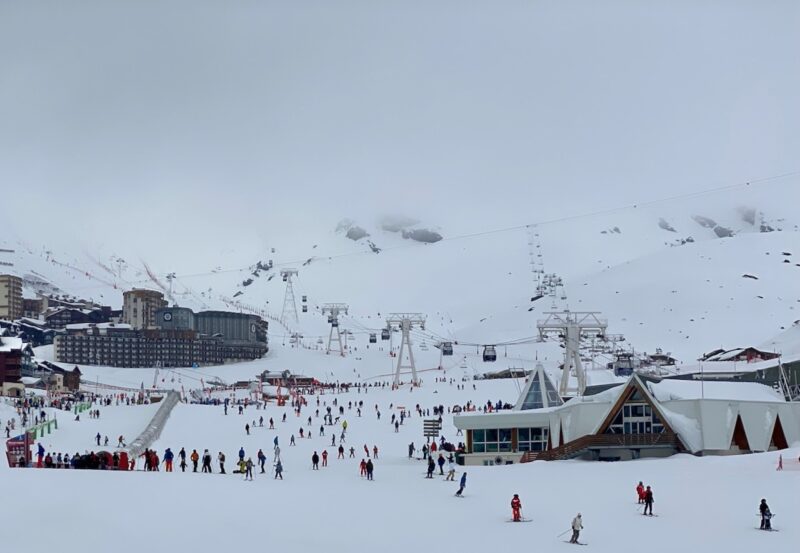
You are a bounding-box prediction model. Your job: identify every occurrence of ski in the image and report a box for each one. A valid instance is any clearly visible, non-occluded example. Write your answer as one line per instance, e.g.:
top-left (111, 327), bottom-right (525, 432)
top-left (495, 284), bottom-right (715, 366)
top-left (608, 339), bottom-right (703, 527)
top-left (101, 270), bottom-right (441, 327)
top-left (563, 541), bottom-right (588, 546)
top-left (506, 519), bottom-right (532, 523)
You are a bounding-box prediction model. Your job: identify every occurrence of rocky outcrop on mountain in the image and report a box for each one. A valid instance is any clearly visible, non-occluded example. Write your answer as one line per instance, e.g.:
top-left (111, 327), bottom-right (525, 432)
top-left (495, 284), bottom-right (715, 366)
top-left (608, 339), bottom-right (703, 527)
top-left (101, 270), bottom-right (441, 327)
top-left (692, 215), bottom-right (717, 229)
top-left (346, 226), bottom-right (369, 241)
top-left (658, 218), bottom-right (677, 232)
top-left (402, 228), bottom-right (443, 243)
top-left (713, 226), bottom-right (734, 238)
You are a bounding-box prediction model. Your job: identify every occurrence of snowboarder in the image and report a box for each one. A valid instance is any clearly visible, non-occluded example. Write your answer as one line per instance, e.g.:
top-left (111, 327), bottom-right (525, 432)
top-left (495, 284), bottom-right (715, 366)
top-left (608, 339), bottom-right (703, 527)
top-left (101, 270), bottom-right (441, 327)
top-left (511, 494), bottom-right (523, 521)
top-left (455, 472), bottom-right (467, 496)
top-left (570, 513), bottom-right (583, 543)
top-left (643, 486), bottom-right (654, 516)
top-left (759, 499), bottom-right (772, 530)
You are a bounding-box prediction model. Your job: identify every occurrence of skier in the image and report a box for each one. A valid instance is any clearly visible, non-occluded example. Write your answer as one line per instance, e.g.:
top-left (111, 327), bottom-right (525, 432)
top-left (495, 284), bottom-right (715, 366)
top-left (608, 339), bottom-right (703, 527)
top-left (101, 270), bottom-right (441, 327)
top-left (274, 445), bottom-right (281, 462)
top-left (373, 445), bottom-right (379, 459)
top-left (636, 481), bottom-right (645, 504)
top-left (311, 451), bottom-right (319, 470)
top-left (244, 458), bottom-right (254, 480)
top-left (366, 458), bottom-right (374, 480)
top-left (163, 448), bottom-right (174, 472)
top-left (257, 449), bottom-right (266, 473)
top-left (643, 486), bottom-right (654, 516)
top-left (245, 423), bottom-right (250, 435)
top-left (426, 456), bottom-right (435, 478)
top-left (408, 442), bottom-right (415, 459)
top-left (190, 449), bottom-right (199, 472)
top-left (117, 435), bottom-right (125, 447)
top-left (446, 458), bottom-right (456, 481)
top-left (570, 513), bottom-right (583, 544)
top-left (239, 447), bottom-right (245, 462)
top-left (338, 445), bottom-right (345, 459)
top-left (274, 459), bottom-right (283, 479)
top-left (218, 451), bottom-right (226, 474)
top-left (437, 453), bottom-right (445, 475)
top-left (290, 434), bottom-right (295, 446)
top-left (322, 450), bottom-right (328, 467)
top-left (202, 450), bottom-right (212, 473)
top-left (455, 472), bottom-right (467, 496)
top-left (96, 432), bottom-right (101, 446)
top-left (511, 494), bottom-right (522, 522)
top-left (360, 458), bottom-right (367, 477)
top-left (759, 499), bottom-right (772, 530)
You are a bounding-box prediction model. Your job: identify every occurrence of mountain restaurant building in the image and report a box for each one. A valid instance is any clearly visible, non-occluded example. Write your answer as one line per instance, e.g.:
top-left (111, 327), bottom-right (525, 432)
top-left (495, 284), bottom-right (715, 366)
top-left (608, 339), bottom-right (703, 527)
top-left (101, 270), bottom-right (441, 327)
top-left (453, 366), bottom-right (800, 465)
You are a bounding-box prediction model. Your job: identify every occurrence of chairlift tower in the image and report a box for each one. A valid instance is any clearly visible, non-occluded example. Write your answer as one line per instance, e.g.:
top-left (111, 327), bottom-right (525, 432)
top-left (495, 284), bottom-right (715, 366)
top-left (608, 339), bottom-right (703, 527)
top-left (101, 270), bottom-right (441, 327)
top-left (537, 311), bottom-right (607, 397)
top-left (280, 269), bottom-right (299, 325)
top-left (386, 313), bottom-right (426, 386)
top-left (323, 303), bottom-right (348, 356)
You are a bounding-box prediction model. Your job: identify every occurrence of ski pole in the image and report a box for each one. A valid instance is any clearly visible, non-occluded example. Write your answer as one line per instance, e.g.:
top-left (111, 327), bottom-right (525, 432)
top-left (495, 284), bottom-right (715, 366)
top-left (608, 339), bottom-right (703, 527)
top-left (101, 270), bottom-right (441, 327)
top-left (556, 528), bottom-right (571, 538)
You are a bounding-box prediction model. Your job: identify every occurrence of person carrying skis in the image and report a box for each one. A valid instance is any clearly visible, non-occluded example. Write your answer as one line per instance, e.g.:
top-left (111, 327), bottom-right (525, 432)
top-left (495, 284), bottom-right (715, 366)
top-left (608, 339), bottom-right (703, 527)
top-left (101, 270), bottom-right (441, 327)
top-left (636, 481), bottom-right (645, 504)
top-left (511, 494), bottom-right (522, 522)
top-left (759, 499), bottom-right (772, 530)
top-left (570, 513), bottom-right (583, 543)
top-left (643, 486), bottom-right (654, 516)
top-left (455, 472), bottom-right (467, 496)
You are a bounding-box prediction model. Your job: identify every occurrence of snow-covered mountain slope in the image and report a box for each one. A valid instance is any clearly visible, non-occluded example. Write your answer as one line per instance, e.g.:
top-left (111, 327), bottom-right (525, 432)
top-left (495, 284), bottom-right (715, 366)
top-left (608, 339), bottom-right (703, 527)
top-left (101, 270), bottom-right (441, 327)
top-left (5, 191), bottom-right (800, 368)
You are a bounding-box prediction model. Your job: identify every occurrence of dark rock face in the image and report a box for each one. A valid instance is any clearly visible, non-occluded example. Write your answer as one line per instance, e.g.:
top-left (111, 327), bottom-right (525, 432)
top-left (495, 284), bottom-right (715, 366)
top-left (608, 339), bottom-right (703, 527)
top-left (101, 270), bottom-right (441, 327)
top-left (401, 228), bottom-right (443, 243)
top-left (658, 218), bottom-right (677, 232)
top-left (713, 226), bottom-right (734, 238)
top-left (692, 215), bottom-right (717, 229)
top-left (345, 226), bottom-right (370, 241)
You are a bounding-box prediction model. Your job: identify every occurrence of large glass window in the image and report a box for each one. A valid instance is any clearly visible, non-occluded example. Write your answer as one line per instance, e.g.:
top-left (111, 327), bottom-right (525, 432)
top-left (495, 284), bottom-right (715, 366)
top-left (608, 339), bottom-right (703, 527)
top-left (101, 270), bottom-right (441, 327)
top-left (472, 428), bottom-right (512, 453)
top-left (518, 427), bottom-right (549, 452)
top-left (607, 402), bottom-right (665, 435)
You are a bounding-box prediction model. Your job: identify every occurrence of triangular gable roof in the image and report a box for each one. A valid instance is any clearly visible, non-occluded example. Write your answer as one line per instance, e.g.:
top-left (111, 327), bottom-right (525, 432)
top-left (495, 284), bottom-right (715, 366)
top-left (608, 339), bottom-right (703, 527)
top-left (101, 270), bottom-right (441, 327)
top-left (769, 415), bottom-right (789, 450)
top-left (729, 415), bottom-right (750, 451)
top-left (594, 375), bottom-right (683, 445)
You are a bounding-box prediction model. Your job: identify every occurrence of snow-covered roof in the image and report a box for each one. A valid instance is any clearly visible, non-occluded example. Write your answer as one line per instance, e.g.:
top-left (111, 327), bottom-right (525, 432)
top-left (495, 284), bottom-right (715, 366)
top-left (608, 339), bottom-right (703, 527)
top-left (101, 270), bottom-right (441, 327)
top-left (647, 379), bottom-right (784, 403)
top-left (65, 322), bottom-right (132, 330)
top-left (0, 336), bottom-right (24, 352)
top-left (19, 376), bottom-right (41, 385)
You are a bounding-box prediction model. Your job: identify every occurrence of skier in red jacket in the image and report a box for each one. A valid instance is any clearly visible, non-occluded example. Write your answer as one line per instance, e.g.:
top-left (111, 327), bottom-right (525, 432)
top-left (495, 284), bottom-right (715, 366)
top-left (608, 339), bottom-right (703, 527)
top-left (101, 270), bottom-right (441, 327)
top-left (511, 494), bottom-right (522, 521)
top-left (636, 481), bottom-right (645, 504)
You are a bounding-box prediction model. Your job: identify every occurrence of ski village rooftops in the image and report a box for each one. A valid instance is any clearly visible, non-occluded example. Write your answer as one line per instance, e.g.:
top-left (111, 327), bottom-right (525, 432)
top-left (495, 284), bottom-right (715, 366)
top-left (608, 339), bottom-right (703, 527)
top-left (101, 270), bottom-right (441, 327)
top-left (454, 371), bottom-right (800, 466)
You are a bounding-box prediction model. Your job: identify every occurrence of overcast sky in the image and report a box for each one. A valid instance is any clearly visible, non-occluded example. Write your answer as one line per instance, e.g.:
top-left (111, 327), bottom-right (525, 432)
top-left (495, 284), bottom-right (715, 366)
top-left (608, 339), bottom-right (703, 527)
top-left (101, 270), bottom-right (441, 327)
top-left (1, 1), bottom-right (798, 263)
